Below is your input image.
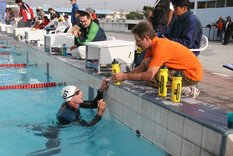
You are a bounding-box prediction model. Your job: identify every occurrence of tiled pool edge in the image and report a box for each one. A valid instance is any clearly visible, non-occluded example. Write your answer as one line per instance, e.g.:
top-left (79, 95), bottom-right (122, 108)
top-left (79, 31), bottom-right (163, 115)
top-left (11, 37), bottom-right (233, 156)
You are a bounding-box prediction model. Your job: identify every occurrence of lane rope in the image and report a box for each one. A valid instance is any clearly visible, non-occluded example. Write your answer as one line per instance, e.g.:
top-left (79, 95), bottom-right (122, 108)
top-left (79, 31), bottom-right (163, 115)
top-left (0, 52), bottom-right (10, 55)
top-left (0, 64), bottom-right (27, 67)
top-left (0, 46), bottom-right (8, 48)
top-left (0, 82), bottom-right (58, 90)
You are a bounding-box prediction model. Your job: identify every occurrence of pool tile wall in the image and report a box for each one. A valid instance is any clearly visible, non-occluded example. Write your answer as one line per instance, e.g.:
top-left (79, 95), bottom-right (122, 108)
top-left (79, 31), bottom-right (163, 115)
top-left (13, 38), bottom-right (233, 156)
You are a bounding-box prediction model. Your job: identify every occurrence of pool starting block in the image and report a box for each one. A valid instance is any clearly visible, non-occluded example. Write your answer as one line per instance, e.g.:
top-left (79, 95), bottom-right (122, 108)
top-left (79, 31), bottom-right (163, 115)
top-left (25, 29), bottom-right (46, 46)
top-left (86, 39), bottom-right (135, 73)
top-left (44, 33), bottom-right (74, 54)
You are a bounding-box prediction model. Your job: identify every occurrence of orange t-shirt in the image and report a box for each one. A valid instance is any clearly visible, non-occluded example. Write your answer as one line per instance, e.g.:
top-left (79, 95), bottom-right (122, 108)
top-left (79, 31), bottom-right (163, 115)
top-left (145, 37), bottom-right (203, 81)
top-left (217, 22), bottom-right (224, 30)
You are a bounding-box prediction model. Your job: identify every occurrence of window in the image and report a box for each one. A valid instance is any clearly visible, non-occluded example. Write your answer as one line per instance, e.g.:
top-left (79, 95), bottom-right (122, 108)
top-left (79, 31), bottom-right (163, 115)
top-left (226, 0), bottom-right (233, 7)
top-left (198, 2), bottom-right (206, 9)
top-left (207, 1), bottom-right (216, 8)
top-left (190, 2), bottom-right (194, 9)
top-left (216, 0), bottom-right (225, 8)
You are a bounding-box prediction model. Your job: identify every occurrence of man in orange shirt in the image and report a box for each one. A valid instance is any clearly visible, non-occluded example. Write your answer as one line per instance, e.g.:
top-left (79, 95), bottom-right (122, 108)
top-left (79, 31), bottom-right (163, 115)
top-left (112, 22), bottom-right (202, 99)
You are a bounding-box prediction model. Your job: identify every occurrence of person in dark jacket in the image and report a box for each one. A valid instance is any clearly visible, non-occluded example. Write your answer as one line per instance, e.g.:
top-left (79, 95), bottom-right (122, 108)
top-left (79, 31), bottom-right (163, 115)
top-left (150, 0), bottom-right (174, 36)
top-left (57, 78), bottom-right (109, 126)
top-left (168, 0), bottom-right (202, 56)
top-left (223, 16), bottom-right (232, 45)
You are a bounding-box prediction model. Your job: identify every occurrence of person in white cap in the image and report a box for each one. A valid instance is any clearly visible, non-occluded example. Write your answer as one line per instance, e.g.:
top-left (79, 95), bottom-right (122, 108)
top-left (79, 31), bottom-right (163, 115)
top-left (36, 6), bottom-right (45, 20)
top-left (85, 7), bottom-right (99, 25)
top-left (57, 78), bottom-right (109, 126)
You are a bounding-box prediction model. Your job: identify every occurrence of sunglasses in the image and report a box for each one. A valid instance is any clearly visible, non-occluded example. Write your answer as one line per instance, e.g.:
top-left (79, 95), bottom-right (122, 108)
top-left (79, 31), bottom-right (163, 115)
top-left (65, 90), bottom-right (80, 99)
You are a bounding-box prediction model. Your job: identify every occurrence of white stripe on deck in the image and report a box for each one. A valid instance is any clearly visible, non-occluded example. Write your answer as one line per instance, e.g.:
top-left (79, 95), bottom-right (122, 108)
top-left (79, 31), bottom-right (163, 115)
top-left (212, 72), bottom-right (231, 77)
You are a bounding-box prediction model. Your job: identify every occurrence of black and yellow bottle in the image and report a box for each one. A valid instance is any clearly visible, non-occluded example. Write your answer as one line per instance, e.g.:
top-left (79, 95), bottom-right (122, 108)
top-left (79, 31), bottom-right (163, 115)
top-left (158, 65), bottom-right (168, 97)
top-left (171, 71), bottom-right (182, 103)
top-left (112, 59), bottom-right (121, 85)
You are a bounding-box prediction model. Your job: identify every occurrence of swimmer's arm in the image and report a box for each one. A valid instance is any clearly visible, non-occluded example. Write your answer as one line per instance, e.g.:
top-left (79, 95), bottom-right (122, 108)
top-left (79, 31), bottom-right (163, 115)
top-left (79, 90), bottom-right (103, 108)
top-left (75, 115), bottom-right (102, 127)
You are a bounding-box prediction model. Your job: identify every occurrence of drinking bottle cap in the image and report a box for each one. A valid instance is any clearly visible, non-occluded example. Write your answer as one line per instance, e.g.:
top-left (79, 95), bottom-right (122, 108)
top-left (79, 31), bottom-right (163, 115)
top-left (174, 71), bottom-right (182, 77)
top-left (161, 64), bottom-right (167, 69)
top-left (112, 59), bottom-right (119, 64)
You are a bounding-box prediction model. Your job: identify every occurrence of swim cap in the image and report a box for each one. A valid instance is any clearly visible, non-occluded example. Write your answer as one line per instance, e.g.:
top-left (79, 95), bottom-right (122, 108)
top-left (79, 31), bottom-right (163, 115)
top-left (37, 6), bottom-right (42, 10)
top-left (61, 85), bottom-right (76, 101)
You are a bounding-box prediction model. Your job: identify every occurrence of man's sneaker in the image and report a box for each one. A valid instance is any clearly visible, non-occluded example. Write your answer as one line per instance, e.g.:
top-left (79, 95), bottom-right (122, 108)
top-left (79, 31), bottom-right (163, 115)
top-left (182, 86), bottom-right (200, 99)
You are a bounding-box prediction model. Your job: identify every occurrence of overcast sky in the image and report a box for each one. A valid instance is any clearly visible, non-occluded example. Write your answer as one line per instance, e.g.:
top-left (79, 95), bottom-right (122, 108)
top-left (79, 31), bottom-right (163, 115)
top-left (22, 0), bottom-right (156, 11)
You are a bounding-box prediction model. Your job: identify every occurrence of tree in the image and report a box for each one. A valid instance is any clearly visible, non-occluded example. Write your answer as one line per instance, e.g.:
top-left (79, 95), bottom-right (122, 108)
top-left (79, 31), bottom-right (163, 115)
top-left (143, 6), bottom-right (153, 18)
top-left (126, 11), bottom-right (143, 20)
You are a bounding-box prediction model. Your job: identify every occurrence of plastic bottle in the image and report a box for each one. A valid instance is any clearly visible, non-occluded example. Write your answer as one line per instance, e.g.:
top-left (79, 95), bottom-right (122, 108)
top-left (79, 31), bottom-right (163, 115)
top-left (158, 65), bottom-right (168, 97)
top-left (171, 71), bottom-right (182, 103)
top-left (112, 59), bottom-right (121, 85)
top-left (62, 44), bottom-right (67, 56)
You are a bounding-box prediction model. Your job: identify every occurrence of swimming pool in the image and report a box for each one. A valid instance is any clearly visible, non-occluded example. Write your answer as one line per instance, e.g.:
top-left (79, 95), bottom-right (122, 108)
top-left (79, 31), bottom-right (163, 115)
top-left (0, 39), bottom-right (167, 155)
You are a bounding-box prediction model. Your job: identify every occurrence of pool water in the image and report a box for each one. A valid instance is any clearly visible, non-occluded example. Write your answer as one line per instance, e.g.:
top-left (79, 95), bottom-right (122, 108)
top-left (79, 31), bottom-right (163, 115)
top-left (0, 45), bottom-right (167, 156)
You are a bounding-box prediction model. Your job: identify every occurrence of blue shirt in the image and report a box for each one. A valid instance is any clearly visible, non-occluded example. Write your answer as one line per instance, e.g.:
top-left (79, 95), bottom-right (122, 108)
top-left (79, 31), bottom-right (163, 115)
top-left (71, 3), bottom-right (79, 25)
top-left (169, 10), bottom-right (203, 56)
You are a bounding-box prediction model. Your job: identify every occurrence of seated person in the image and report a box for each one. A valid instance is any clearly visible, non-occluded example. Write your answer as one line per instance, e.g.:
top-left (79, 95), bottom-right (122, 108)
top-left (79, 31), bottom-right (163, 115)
top-left (56, 14), bottom-right (72, 33)
top-left (57, 78), bottom-right (109, 126)
top-left (168, 0), bottom-right (202, 56)
top-left (48, 8), bottom-right (61, 20)
top-left (44, 18), bottom-right (58, 32)
top-left (70, 11), bottom-right (107, 59)
top-left (112, 22), bottom-right (202, 99)
top-left (36, 6), bottom-right (45, 20)
top-left (34, 16), bottom-right (50, 29)
top-left (32, 17), bottom-right (41, 29)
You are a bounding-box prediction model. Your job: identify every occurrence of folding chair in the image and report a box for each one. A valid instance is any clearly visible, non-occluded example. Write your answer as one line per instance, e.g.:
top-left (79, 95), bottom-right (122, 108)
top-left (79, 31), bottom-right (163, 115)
top-left (189, 35), bottom-right (209, 52)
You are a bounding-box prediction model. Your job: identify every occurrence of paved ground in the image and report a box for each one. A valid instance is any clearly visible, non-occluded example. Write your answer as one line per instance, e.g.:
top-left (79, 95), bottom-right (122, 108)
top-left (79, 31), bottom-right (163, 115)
top-left (106, 32), bottom-right (233, 111)
top-left (197, 42), bottom-right (233, 111)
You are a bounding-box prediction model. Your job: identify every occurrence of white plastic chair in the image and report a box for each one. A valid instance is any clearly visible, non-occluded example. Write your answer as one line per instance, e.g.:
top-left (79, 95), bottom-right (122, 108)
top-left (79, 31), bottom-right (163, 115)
top-left (189, 35), bottom-right (208, 52)
top-left (55, 26), bottom-right (67, 34)
top-left (106, 36), bottom-right (115, 40)
top-left (190, 35), bottom-right (209, 88)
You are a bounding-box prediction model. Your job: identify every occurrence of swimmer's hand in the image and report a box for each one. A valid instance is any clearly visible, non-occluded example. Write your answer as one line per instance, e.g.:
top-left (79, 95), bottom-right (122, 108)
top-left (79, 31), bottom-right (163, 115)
top-left (99, 78), bottom-right (110, 92)
top-left (97, 99), bottom-right (106, 116)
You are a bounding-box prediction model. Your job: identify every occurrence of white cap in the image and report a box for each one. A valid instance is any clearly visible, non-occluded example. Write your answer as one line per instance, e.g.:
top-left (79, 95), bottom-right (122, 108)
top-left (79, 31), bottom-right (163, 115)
top-left (37, 6), bottom-right (42, 10)
top-left (61, 85), bottom-right (77, 101)
top-left (85, 7), bottom-right (94, 13)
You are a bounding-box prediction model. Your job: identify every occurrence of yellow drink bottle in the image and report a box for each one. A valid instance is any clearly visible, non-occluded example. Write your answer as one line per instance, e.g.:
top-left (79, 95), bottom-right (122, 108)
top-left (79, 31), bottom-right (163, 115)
top-left (171, 71), bottom-right (182, 103)
top-left (136, 47), bottom-right (142, 54)
top-left (112, 59), bottom-right (121, 85)
top-left (158, 65), bottom-right (168, 97)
